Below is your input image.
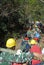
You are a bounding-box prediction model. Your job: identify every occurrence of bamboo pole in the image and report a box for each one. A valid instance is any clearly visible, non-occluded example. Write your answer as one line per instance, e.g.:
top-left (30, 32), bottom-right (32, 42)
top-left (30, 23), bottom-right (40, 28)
top-left (0, 48), bottom-right (16, 54)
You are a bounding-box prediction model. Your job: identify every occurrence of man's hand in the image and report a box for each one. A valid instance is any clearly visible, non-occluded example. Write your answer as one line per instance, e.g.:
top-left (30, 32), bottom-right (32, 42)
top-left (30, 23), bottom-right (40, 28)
top-left (33, 53), bottom-right (42, 60)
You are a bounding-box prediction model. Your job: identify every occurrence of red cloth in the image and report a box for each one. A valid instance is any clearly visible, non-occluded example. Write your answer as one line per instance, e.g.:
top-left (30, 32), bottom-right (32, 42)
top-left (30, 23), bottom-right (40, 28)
top-left (33, 37), bottom-right (39, 41)
top-left (24, 37), bottom-right (29, 40)
top-left (30, 45), bottom-right (42, 65)
top-left (12, 63), bottom-right (22, 65)
top-left (32, 59), bottom-right (41, 65)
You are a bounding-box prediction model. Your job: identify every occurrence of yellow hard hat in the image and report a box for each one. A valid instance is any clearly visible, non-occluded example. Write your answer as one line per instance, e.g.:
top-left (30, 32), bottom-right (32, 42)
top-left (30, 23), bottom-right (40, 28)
top-left (35, 25), bottom-right (37, 28)
top-left (30, 39), bottom-right (37, 45)
top-left (6, 38), bottom-right (16, 48)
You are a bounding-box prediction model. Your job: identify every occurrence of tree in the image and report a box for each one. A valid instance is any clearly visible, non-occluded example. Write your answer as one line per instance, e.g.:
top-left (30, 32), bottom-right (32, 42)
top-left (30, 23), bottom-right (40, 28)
top-left (0, 0), bottom-right (44, 47)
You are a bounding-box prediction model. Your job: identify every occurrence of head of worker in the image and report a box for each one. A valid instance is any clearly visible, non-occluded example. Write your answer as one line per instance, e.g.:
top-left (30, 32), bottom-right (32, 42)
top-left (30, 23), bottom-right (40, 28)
top-left (24, 35), bottom-right (29, 41)
top-left (29, 39), bottom-right (37, 46)
top-left (6, 38), bottom-right (16, 50)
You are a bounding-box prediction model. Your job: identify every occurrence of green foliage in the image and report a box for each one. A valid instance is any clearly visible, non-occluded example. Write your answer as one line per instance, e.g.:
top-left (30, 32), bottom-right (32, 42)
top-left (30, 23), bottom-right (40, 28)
top-left (0, 0), bottom-right (44, 46)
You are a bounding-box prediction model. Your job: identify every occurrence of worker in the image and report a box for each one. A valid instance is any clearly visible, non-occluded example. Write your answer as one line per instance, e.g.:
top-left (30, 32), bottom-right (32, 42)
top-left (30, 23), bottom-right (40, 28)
top-left (27, 26), bottom-right (32, 39)
top-left (29, 39), bottom-right (42, 65)
top-left (24, 35), bottom-right (29, 41)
